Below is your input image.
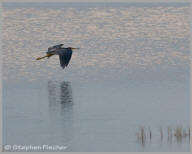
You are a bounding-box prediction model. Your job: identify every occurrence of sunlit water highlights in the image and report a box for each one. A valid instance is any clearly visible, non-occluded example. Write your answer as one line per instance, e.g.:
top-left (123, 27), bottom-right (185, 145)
top-left (3, 3), bottom-right (190, 152)
top-left (3, 2), bottom-right (190, 82)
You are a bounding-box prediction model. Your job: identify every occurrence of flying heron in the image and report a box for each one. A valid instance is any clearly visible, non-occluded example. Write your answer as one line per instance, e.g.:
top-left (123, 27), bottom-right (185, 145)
top-left (36, 44), bottom-right (79, 69)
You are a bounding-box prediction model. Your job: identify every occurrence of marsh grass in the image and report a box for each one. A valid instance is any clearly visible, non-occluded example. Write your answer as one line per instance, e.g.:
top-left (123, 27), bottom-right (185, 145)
top-left (136, 126), bottom-right (150, 146)
top-left (136, 126), bottom-right (190, 146)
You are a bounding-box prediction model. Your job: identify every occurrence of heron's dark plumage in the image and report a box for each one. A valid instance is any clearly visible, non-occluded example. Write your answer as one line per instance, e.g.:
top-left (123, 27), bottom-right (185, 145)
top-left (36, 44), bottom-right (77, 69)
top-left (58, 48), bottom-right (73, 69)
top-left (47, 44), bottom-right (64, 54)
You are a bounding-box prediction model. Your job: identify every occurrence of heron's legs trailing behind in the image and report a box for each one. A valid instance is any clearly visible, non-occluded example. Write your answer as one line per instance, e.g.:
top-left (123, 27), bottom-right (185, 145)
top-left (36, 53), bottom-right (53, 60)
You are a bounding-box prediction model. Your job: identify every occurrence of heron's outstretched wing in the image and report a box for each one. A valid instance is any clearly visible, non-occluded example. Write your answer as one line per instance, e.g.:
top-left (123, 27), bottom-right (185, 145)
top-left (47, 44), bottom-right (64, 54)
top-left (59, 49), bottom-right (72, 69)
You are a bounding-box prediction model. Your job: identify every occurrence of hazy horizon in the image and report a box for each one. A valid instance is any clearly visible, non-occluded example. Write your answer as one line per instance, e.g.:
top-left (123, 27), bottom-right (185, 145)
top-left (2, 0), bottom-right (190, 3)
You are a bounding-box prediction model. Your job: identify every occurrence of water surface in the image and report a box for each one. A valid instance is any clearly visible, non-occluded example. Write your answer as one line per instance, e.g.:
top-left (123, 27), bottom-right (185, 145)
top-left (3, 2), bottom-right (190, 152)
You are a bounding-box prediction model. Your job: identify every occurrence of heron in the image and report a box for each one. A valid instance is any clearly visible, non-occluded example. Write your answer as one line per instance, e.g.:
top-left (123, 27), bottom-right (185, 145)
top-left (36, 44), bottom-right (79, 69)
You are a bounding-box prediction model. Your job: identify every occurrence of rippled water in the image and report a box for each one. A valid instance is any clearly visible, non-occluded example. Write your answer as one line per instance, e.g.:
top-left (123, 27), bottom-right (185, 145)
top-left (3, 2), bottom-right (190, 152)
top-left (3, 2), bottom-right (190, 82)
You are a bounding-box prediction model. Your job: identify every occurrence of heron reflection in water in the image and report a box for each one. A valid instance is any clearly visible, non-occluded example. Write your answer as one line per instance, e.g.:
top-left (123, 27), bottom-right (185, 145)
top-left (48, 80), bottom-right (73, 122)
top-left (36, 44), bottom-right (79, 69)
top-left (48, 81), bottom-right (73, 106)
top-left (47, 81), bottom-right (73, 148)
top-left (47, 81), bottom-right (73, 119)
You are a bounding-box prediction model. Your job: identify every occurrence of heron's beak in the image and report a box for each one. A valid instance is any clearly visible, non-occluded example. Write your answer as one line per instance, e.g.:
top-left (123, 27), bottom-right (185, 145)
top-left (71, 48), bottom-right (80, 50)
top-left (36, 53), bottom-right (53, 60)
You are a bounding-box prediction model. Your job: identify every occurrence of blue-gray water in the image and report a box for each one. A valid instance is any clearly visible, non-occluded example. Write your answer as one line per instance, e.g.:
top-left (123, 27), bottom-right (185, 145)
top-left (3, 2), bottom-right (190, 152)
